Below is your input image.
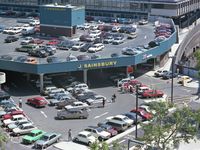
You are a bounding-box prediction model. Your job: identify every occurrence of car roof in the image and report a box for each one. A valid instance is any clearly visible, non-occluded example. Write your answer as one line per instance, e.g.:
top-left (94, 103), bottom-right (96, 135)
top-left (114, 115), bottom-right (126, 119)
top-left (43, 132), bottom-right (56, 137)
top-left (22, 122), bottom-right (33, 127)
top-left (79, 131), bottom-right (91, 136)
top-left (31, 129), bottom-right (44, 134)
top-left (12, 114), bottom-right (24, 119)
top-left (32, 97), bottom-right (45, 100)
top-left (73, 101), bottom-right (83, 104)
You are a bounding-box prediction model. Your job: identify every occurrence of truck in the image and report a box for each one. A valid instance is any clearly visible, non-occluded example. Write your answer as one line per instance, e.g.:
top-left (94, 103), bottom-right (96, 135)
top-left (21, 27), bottom-right (35, 35)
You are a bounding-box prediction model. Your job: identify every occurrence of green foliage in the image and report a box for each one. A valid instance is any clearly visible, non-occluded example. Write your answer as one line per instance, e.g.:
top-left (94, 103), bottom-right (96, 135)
top-left (90, 140), bottom-right (100, 150)
top-left (140, 102), bottom-right (200, 150)
top-left (0, 131), bottom-right (8, 150)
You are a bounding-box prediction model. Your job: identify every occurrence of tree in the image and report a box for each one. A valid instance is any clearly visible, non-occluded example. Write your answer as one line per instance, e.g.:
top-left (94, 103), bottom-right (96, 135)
top-left (90, 140), bottom-right (125, 150)
top-left (0, 130), bottom-right (8, 150)
top-left (140, 102), bottom-right (200, 150)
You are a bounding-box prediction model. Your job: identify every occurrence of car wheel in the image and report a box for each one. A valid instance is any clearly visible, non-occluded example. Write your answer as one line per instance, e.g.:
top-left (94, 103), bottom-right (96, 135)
top-left (60, 116), bottom-right (65, 120)
top-left (74, 138), bottom-right (79, 142)
top-left (98, 136), bottom-right (103, 141)
top-left (56, 138), bottom-right (60, 143)
top-left (88, 141), bottom-right (91, 145)
top-left (43, 145), bottom-right (47, 149)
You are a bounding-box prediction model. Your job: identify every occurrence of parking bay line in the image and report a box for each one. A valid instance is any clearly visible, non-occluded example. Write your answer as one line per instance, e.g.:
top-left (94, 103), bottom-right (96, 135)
top-left (40, 111), bottom-right (48, 118)
top-left (94, 112), bottom-right (108, 119)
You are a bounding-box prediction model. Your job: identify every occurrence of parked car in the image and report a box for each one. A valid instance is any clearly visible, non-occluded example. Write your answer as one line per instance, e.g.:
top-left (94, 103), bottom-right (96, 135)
top-left (22, 129), bottom-right (46, 144)
top-left (88, 43), bottom-right (104, 53)
top-left (57, 109), bottom-right (89, 120)
top-left (117, 77), bottom-right (135, 87)
top-left (32, 39), bottom-right (44, 44)
top-left (178, 75), bottom-right (193, 84)
top-left (7, 119), bottom-right (30, 132)
top-left (21, 37), bottom-right (34, 45)
top-left (28, 49), bottom-right (48, 58)
top-left (89, 30), bottom-right (102, 37)
top-left (49, 94), bottom-right (70, 106)
top-left (86, 95), bottom-right (106, 108)
top-left (47, 56), bottom-right (61, 63)
top-left (34, 132), bottom-right (61, 149)
top-left (131, 109), bottom-right (153, 120)
top-left (46, 39), bottom-right (60, 46)
top-left (14, 56), bottom-right (28, 63)
top-left (91, 54), bottom-right (101, 59)
top-left (5, 35), bottom-right (19, 43)
top-left (122, 48), bottom-right (137, 55)
top-left (103, 36), bottom-right (114, 44)
top-left (154, 70), bottom-right (169, 77)
top-left (65, 101), bottom-right (89, 111)
top-left (112, 37), bottom-right (124, 45)
top-left (56, 98), bottom-right (77, 109)
top-left (71, 42), bottom-right (85, 51)
top-left (106, 115), bottom-right (133, 127)
top-left (25, 57), bottom-right (37, 64)
top-left (127, 32), bottom-right (137, 39)
top-left (141, 90), bottom-right (164, 98)
top-left (112, 26), bottom-right (120, 32)
top-left (57, 40), bottom-right (75, 50)
top-left (2, 110), bottom-right (24, 120)
top-left (15, 44), bottom-right (39, 52)
top-left (138, 19), bottom-right (148, 25)
top-left (138, 86), bottom-right (151, 95)
top-left (162, 72), bottom-right (178, 79)
top-left (80, 43), bottom-right (93, 52)
top-left (12, 123), bottom-right (37, 136)
top-left (122, 112), bottom-right (143, 124)
top-left (26, 97), bottom-right (48, 108)
top-left (77, 54), bottom-right (90, 60)
top-left (111, 53), bottom-right (119, 58)
top-left (84, 126), bottom-right (111, 141)
top-left (66, 55), bottom-right (78, 61)
top-left (148, 41), bottom-right (160, 48)
top-left (98, 124), bottom-right (118, 137)
top-left (3, 115), bottom-right (27, 126)
top-left (73, 131), bottom-right (96, 145)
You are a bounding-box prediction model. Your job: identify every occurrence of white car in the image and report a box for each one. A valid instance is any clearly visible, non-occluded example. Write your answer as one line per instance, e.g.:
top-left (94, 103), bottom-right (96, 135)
top-left (7, 119), bottom-right (30, 131)
top-left (88, 43), bottom-right (104, 53)
top-left (106, 115), bottom-right (134, 126)
top-left (86, 95), bottom-right (106, 107)
top-left (3, 27), bottom-right (13, 34)
top-left (154, 70), bottom-right (169, 77)
top-left (73, 83), bottom-right (88, 92)
top-left (72, 42), bottom-right (85, 51)
top-left (74, 131), bottom-right (97, 145)
top-left (65, 101), bottom-right (89, 111)
top-left (89, 30), bottom-right (101, 37)
top-left (138, 86), bottom-right (151, 94)
top-left (66, 55), bottom-right (78, 61)
top-left (21, 37), bottom-right (34, 45)
top-left (84, 126), bottom-right (111, 141)
top-left (12, 123), bottom-right (37, 136)
top-left (8, 27), bottom-right (22, 34)
top-left (139, 105), bottom-right (156, 115)
top-left (83, 24), bottom-right (91, 30)
top-left (118, 76), bottom-right (135, 86)
top-left (3, 115), bottom-right (26, 126)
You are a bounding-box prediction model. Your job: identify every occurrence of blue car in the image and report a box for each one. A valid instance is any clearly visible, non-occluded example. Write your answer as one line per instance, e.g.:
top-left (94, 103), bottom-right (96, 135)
top-left (122, 112), bottom-right (143, 124)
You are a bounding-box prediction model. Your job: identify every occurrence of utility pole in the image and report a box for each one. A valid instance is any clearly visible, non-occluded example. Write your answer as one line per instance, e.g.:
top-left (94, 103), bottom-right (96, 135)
top-left (171, 57), bottom-right (175, 104)
top-left (135, 84), bottom-right (139, 139)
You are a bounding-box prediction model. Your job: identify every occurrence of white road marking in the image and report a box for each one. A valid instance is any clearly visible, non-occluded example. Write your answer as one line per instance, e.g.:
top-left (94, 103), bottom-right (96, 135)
top-left (40, 111), bottom-right (48, 118)
top-left (94, 112), bottom-right (108, 119)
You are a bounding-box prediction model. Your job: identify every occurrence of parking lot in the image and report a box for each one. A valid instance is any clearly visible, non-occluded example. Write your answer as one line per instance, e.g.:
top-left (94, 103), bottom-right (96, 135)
top-left (0, 69), bottom-right (196, 150)
top-left (0, 16), bottom-right (155, 64)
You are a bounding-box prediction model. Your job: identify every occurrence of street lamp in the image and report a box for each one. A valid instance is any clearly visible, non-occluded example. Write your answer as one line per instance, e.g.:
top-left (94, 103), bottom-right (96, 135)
top-left (135, 84), bottom-right (139, 139)
top-left (170, 56), bottom-right (176, 104)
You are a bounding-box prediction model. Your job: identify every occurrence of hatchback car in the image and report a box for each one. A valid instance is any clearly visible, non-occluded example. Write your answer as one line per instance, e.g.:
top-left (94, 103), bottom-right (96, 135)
top-left (57, 109), bottom-right (89, 120)
top-left (88, 43), bottom-right (104, 53)
top-left (27, 97), bottom-right (48, 108)
top-left (74, 131), bottom-right (96, 145)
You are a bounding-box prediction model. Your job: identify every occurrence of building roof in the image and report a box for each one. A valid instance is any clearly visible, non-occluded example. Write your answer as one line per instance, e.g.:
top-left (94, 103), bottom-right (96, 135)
top-left (43, 4), bottom-right (76, 8)
top-left (151, 0), bottom-right (185, 3)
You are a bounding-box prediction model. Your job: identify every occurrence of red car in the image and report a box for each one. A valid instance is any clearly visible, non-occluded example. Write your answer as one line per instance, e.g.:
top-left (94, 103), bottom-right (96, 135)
top-left (27, 97), bottom-right (48, 108)
top-left (46, 39), bottom-right (60, 46)
top-left (2, 110), bottom-right (24, 120)
top-left (129, 80), bottom-right (142, 87)
top-left (141, 89), bottom-right (164, 98)
top-left (131, 108), bottom-right (152, 120)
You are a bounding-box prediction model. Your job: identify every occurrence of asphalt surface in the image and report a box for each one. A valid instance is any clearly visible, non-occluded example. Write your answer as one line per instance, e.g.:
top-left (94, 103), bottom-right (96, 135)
top-left (0, 17), bottom-right (155, 64)
top-left (2, 70), bottom-right (197, 150)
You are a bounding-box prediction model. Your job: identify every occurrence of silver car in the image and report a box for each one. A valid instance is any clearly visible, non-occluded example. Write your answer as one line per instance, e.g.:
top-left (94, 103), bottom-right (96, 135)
top-left (57, 109), bottom-right (89, 120)
top-left (34, 132), bottom-right (61, 149)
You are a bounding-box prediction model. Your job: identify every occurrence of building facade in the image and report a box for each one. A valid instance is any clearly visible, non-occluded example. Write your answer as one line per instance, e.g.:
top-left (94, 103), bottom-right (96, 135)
top-left (0, 0), bottom-right (199, 19)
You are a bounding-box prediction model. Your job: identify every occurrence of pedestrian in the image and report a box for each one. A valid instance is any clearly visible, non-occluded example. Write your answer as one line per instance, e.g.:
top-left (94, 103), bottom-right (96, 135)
top-left (112, 94), bottom-right (116, 103)
top-left (102, 98), bottom-right (106, 107)
top-left (19, 98), bottom-right (22, 108)
top-left (68, 129), bottom-right (72, 141)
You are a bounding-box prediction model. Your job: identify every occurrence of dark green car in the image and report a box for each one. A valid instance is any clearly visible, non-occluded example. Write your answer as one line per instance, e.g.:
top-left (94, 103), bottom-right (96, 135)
top-left (22, 129), bottom-right (46, 144)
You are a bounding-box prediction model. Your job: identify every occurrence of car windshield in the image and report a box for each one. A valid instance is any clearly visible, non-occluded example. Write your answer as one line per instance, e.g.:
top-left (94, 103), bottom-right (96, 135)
top-left (41, 135), bottom-right (49, 141)
top-left (96, 127), bottom-right (103, 132)
top-left (28, 132), bottom-right (36, 137)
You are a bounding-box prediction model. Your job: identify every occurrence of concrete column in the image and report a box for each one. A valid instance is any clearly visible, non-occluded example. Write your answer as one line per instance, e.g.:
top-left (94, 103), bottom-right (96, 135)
top-left (83, 70), bottom-right (87, 84)
top-left (39, 74), bottom-right (44, 94)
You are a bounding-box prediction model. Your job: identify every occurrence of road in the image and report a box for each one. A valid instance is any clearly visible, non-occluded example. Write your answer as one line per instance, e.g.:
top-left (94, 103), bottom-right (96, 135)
top-left (2, 70), bottom-right (197, 150)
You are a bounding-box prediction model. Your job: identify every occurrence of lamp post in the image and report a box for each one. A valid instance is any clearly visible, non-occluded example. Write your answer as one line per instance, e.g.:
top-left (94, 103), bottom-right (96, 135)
top-left (171, 56), bottom-right (176, 104)
top-left (135, 84), bottom-right (139, 139)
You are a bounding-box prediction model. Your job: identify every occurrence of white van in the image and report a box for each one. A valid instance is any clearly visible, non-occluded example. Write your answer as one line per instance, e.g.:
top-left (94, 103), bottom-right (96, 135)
top-left (21, 27), bottom-right (35, 35)
top-left (47, 88), bottom-right (65, 98)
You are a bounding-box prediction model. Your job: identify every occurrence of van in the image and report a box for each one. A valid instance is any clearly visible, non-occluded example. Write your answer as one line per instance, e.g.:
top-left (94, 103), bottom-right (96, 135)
top-left (42, 86), bottom-right (57, 95)
top-left (106, 121), bottom-right (129, 132)
top-left (47, 88), bottom-right (65, 98)
top-left (21, 27), bottom-right (35, 35)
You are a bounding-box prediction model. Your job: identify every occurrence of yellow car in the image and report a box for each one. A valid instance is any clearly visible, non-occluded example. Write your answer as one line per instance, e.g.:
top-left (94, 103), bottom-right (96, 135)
top-left (178, 75), bottom-right (192, 84)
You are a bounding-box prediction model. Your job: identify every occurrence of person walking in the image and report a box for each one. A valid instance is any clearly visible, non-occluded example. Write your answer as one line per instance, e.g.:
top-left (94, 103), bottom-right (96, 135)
top-left (112, 94), bottom-right (116, 103)
top-left (68, 129), bottom-right (72, 141)
top-left (102, 98), bottom-right (106, 107)
top-left (19, 98), bottom-right (22, 108)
